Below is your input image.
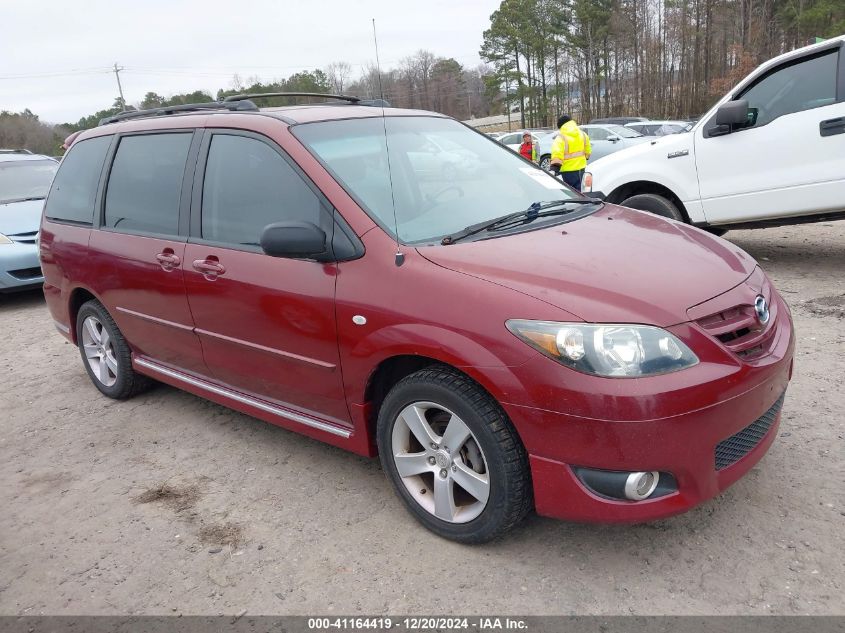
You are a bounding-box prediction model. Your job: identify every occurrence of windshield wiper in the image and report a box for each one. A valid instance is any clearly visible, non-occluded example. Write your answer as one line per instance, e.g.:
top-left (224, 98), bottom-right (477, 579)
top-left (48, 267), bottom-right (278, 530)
top-left (1, 196), bottom-right (46, 205)
top-left (441, 199), bottom-right (601, 245)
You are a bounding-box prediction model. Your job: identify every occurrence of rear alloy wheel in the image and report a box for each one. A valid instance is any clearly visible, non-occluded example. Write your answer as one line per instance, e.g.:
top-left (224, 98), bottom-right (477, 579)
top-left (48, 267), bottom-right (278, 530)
top-left (76, 300), bottom-right (152, 399)
top-left (377, 367), bottom-right (532, 543)
top-left (81, 315), bottom-right (118, 388)
top-left (621, 193), bottom-right (684, 222)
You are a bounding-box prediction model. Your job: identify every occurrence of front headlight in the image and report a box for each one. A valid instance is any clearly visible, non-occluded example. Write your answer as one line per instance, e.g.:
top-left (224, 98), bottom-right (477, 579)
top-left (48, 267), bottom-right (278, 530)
top-left (0, 233), bottom-right (12, 245)
top-left (506, 320), bottom-right (698, 377)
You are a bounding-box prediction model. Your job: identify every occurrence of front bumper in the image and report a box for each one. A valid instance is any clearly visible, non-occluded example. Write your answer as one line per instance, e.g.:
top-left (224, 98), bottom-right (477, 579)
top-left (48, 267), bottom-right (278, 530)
top-left (0, 241), bottom-right (43, 291)
top-left (502, 292), bottom-right (794, 523)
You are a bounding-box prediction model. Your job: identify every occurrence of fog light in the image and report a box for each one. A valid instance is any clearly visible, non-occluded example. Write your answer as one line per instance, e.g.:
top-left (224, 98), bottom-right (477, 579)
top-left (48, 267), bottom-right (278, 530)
top-left (624, 471), bottom-right (660, 500)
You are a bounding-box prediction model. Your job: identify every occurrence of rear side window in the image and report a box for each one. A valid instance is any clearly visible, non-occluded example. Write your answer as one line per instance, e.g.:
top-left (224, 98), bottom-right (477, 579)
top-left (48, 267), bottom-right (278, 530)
top-left (45, 136), bottom-right (111, 224)
top-left (201, 134), bottom-right (326, 247)
top-left (104, 133), bottom-right (192, 235)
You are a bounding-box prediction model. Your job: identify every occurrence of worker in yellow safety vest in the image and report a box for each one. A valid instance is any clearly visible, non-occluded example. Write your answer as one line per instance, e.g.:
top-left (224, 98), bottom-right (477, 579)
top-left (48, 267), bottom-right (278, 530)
top-left (549, 114), bottom-right (591, 191)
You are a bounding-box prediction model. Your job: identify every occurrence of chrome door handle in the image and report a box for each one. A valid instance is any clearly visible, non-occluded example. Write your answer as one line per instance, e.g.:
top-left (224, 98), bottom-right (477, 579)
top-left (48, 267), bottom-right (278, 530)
top-left (155, 252), bottom-right (181, 271)
top-left (192, 259), bottom-right (226, 279)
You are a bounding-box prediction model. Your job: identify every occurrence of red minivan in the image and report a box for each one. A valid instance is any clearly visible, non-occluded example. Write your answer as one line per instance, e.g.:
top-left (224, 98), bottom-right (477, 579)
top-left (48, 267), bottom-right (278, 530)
top-left (39, 95), bottom-right (794, 543)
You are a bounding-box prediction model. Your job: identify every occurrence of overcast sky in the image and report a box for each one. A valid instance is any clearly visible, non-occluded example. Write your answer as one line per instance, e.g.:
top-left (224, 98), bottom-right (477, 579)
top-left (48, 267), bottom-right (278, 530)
top-left (0, 0), bottom-right (501, 124)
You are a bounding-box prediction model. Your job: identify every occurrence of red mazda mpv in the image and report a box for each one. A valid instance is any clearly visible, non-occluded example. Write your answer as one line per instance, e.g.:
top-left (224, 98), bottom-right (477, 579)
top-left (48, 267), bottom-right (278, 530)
top-left (40, 95), bottom-right (794, 542)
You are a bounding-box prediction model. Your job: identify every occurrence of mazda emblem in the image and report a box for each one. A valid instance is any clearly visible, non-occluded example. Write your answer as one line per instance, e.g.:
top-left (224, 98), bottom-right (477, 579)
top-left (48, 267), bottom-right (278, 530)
top-left (754, 295), bottom-right (770, 324)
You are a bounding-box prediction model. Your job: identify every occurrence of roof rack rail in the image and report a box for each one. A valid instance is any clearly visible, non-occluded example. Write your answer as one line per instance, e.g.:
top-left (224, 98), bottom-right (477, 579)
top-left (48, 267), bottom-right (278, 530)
top-left (223, 92), bottom-right (361, 104)
top-left (98, 100), bottom-right (258, 126)
top-left (357, 98), bottom-right (391, 107)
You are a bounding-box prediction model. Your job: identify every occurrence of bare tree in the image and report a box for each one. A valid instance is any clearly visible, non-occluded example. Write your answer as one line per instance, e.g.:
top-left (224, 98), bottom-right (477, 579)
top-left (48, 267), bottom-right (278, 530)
top-left (325, 61), bottom-right (353, 94)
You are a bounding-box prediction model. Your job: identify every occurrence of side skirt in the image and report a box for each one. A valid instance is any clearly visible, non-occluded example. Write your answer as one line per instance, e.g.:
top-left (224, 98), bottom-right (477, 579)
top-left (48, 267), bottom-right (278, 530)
top-left (133, 356), bottom-right (373, 456)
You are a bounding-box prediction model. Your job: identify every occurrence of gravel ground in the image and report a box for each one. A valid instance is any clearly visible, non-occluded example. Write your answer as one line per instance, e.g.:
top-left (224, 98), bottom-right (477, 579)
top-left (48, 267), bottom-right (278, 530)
top-left (0, 222), bottom-right (843, 616)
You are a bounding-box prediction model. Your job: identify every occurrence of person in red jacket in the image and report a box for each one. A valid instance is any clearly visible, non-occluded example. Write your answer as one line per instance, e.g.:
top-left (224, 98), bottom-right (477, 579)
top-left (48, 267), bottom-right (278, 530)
top-left (518, 132), bottom-right (537, 163)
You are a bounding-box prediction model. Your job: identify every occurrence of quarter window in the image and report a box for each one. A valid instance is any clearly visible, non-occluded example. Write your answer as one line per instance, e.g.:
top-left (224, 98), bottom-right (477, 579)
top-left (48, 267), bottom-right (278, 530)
top-left (45, 136), bottom-right (111, 224)
top-left (738, 50), bottom-right (838, 128)
top-left (200, 134), bottom-right (326, 247)
top-left (104, 133), bottom-right (192, 235)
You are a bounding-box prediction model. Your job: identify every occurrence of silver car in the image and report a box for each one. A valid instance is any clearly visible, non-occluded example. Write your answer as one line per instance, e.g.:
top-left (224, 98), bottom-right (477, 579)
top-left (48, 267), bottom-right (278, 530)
top-left (0, 151), bottom-right (58, 293)
top-left (625, 120), bottom-right (692, 137)
top-left (536, 125), bottom-right (652, 170)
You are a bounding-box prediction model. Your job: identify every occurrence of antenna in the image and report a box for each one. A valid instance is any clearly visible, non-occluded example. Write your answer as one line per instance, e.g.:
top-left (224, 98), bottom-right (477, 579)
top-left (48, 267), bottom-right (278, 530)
top-left (372, 18), bottom-right (404, 267)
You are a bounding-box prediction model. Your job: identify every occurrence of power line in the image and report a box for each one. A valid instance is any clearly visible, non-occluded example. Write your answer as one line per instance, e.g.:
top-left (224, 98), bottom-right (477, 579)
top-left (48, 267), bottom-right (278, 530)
top-left (0, 68), bottom-right (113, 80)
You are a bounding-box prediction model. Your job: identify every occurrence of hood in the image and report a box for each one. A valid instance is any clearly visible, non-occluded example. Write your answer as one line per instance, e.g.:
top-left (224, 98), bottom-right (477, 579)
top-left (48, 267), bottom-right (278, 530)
top-left (589, 132), bottom-right (691, 171)
top-left (624, 136), bottom-right (654, 147)
top-left (0, 198), bottom-right (45, 235)
top-left (417, 205), bottom-right (757, 327)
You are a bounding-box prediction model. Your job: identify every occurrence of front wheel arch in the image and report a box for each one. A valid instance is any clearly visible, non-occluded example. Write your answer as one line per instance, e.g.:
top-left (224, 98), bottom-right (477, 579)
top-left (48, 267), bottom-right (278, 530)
top-left (608, 181), bottom-right (691, 223)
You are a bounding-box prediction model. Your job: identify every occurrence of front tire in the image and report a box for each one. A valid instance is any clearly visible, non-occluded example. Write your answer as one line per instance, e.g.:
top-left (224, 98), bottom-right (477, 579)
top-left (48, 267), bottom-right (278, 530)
top-left (539, 155), bottom-right (551, 171)
top-left (621, 193), bottom-right (684, 221)
top-left (377, 366), bottom-right (532, 543)
top-left (76, 300), bottom-right (151, 399)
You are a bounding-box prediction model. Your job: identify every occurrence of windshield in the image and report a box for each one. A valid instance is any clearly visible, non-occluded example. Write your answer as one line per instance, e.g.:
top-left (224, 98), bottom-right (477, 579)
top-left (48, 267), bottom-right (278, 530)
top-left (0, 159), bottom-right (58, 204)
top-left (606, 125), bottom-right (642, 138)
top-left (293, 116), bottom-right (579, 244)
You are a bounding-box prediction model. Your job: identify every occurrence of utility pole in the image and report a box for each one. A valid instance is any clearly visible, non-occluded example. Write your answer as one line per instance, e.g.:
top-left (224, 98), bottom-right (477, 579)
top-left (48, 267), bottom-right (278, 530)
top-left (505, 77), bottom-right (512, 132)
top-left (113, 63), bottom-right (126, 110)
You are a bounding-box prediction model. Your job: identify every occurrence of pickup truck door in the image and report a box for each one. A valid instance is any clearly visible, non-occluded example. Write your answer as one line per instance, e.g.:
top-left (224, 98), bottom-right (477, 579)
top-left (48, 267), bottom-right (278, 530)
top-left (694, 43), bottom-right (845, 225)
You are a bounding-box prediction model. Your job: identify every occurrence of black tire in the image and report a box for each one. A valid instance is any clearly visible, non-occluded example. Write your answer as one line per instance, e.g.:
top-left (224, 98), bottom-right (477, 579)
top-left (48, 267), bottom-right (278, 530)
top-left (703, 227), bottom-right (728, 237)
top-left (76, 300), bottom-right (152, 399)
top-left (377, 366), bottom-right (532, 543)
top-left (621, 193), bottom-right (684, 221)
top-left (539, 155), bottom-right (551, 171)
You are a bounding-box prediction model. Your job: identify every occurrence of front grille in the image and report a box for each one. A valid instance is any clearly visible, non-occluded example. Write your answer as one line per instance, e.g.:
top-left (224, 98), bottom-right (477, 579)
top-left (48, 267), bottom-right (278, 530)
top-left (696, 299), bottom-right (778, 361)
top-left (715, 392), bottom-right (785, 470)
top-left (8, 266), bottom-right (42, 280)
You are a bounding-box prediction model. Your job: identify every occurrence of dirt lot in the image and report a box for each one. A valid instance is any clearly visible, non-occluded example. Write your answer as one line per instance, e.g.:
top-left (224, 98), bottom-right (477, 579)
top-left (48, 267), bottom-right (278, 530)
top-left (1, 222), bottom-right (843, 616)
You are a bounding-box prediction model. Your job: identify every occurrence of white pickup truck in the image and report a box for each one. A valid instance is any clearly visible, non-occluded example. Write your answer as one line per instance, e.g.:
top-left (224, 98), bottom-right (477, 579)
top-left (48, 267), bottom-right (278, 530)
top-left (584, 35), bottom-right (845, 233)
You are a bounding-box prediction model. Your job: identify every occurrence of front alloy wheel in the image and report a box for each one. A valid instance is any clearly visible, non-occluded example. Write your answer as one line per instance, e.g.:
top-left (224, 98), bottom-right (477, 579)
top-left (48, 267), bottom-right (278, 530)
top-left (392, 402), bottom-right (490, 523)
top-left (377, 366), bottom-right (532, 543)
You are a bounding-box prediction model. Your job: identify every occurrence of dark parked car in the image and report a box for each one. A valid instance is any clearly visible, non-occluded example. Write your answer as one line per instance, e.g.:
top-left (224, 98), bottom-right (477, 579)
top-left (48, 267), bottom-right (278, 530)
top-left (40, 95), bottom-right (793, 543)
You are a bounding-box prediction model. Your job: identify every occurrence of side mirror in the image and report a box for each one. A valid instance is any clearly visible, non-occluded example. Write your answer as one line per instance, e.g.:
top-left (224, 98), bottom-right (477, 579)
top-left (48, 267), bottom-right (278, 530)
top-left (607, 135), bottom-right (620, 142)
top-left (260, 221), bottom-right (327, 259)
top-left (715, 99), bottom-right (749, 127)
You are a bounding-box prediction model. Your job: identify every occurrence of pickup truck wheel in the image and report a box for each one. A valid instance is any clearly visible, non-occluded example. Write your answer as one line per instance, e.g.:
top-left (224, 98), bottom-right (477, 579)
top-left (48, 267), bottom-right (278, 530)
top-left (621, 193), bottom-right (684, 222)
top-left (377, 366), bottom-right (532, 543)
